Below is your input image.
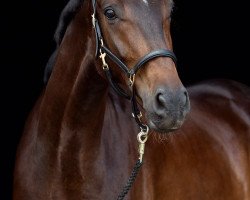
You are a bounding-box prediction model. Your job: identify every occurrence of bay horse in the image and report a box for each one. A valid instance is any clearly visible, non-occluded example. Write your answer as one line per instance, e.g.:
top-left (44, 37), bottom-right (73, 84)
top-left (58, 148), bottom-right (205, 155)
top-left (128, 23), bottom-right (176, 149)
top-left (13, 0), bottom-right (250, 199)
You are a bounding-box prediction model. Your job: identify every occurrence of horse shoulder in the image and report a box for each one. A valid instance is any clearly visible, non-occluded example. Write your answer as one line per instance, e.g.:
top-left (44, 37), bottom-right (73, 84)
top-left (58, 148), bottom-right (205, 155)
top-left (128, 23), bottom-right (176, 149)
top-left (178, 79), bottom-right (250, 198)
top-left (13, 92), bottom-right (54, 199)
top-left (186, 79), bottom-right (250, 154)
top-left (187, 79), bottom-right (250, 126)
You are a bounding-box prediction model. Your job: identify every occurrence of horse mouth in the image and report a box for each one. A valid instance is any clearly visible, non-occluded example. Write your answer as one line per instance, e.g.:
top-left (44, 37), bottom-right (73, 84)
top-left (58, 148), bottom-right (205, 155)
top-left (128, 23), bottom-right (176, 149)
top-left (146, 112), bottom-right (186, 134)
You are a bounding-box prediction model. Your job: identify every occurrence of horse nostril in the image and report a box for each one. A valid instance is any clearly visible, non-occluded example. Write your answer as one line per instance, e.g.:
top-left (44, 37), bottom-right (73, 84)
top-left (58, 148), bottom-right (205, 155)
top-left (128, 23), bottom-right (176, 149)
top-left (181, 89), bottom-right (189, 107)
top-left (150, 87), bottom-right (190, 131)
top-left (154, 87), bottom-right (190, 112)
top-left (156, 92), bottom-right (167, 108)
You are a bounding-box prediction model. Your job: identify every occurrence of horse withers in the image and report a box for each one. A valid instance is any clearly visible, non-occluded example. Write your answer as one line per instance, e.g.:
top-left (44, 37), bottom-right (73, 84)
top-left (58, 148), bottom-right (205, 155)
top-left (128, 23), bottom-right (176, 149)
top-left (13, 0), bottom-right (250, 199)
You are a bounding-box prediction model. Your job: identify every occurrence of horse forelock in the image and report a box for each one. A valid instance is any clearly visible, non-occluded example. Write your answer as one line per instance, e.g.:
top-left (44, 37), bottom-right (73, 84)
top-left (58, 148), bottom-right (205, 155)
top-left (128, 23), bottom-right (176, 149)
top-left (44, 0), bottom-right (84, 84)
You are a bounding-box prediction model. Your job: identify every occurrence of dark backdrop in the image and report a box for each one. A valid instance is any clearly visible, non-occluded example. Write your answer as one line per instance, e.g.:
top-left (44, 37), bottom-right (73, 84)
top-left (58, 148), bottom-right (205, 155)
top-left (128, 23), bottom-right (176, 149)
top-left (1, 0), bottom-right (249, 199)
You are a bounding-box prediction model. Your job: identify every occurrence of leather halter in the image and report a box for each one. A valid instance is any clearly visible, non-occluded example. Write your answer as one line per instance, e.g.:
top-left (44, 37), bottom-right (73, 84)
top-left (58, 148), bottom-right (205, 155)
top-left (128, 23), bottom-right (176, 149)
top-left (91, 0), bottom-right (177, 130)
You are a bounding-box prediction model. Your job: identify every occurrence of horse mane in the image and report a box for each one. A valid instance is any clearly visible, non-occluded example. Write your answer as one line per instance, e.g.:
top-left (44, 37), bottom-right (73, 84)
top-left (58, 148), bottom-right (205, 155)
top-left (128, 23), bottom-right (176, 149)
top-left (43, 0), bottom-right (84, 84)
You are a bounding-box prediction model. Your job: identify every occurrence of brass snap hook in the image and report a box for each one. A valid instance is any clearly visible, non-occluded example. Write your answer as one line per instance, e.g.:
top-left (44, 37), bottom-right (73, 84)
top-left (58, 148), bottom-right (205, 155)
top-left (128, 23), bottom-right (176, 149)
top-left (99, 51), bottom-right (109, 71)
top-left (137, 125), bottom-right (149, 163)
top-left (91, 14), bottom-right (96, 28)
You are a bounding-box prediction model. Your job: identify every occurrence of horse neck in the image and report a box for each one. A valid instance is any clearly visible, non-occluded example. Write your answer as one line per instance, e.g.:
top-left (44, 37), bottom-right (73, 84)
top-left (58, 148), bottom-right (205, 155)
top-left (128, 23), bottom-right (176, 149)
top-left (32, 5), bottom-right (140, 195)
top-left (38, 4), bottom-right (109, 146)
top-left (37, 2), bottom-right (137, 164)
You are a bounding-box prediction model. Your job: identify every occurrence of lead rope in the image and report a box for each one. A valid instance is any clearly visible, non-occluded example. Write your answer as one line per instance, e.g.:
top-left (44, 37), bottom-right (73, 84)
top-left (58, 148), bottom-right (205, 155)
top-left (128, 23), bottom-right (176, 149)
top-left (117, 126), bottom-right (149, 200)
top-left (98, 40), bottom-right (150, 200)
top-left (117, 160), bottom-right (143, 200)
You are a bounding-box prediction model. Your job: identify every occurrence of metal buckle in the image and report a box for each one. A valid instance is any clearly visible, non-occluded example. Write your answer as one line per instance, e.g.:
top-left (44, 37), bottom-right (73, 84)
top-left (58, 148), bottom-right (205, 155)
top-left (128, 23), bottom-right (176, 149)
top-left (129, 74), bottom-right (135, 87)
top-left (132, 112), bottom-right (142, 119)
top-left (91, 14), bottom-right (96, 28)
top-left (99, 51), bottom-right (109, 71)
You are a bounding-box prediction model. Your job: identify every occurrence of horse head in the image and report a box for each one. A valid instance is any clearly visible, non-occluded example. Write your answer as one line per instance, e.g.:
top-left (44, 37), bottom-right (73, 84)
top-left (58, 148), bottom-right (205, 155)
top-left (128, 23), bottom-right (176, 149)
top-left (93, 0), bottom-right (190, 133)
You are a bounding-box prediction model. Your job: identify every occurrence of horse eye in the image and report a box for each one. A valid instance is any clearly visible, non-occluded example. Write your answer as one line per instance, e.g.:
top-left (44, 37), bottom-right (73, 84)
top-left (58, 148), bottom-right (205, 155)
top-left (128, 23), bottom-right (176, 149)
top-left (104, 8), bottom-right (117, 20)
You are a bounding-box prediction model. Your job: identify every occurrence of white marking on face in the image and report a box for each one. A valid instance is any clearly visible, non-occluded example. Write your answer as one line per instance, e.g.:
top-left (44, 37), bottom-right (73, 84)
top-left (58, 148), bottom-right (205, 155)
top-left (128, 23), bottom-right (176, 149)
top-left (142, 0), bottom-right (149, 6)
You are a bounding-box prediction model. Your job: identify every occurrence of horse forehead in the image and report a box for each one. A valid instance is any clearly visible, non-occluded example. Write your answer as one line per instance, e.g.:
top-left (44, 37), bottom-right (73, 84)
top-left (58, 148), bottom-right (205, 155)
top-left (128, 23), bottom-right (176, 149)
top-left (124, 0), bottom-right (164, 3)
top-left (130, 0), bottom-right (164, 6)
top-left (123, 0), bottom-right (164, 14)
top-left (100, 0), bottom-right (169, 13)
top-left (107, 0), bottom-right (165, 7)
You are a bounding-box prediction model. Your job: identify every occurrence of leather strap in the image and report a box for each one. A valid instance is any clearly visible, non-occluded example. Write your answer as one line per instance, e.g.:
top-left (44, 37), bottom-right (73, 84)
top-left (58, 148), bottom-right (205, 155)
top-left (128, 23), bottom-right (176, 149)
top-left (101, 45), bottom-right (129, 74)
top-left (131, 49), bottom-right (177, 75)
top-left (104, 70), bottom-right (131, 99)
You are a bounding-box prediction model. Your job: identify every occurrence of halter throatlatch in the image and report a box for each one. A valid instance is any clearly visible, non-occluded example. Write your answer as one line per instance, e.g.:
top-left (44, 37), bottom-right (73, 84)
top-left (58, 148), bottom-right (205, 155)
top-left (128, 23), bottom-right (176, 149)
top-left (91, 0), bottom-right (177, 198)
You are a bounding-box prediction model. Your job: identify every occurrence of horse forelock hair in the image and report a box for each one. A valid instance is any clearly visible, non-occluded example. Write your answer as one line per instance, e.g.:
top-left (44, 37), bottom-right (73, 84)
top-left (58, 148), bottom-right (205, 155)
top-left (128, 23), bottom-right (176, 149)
top-left (43, 0), bottom-right (84, 84)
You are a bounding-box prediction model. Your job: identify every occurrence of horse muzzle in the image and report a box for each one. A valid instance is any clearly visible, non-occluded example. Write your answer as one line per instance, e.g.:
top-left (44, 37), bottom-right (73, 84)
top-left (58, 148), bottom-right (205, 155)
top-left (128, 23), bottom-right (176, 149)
top-left (145, 86), bottom-right (190, 133)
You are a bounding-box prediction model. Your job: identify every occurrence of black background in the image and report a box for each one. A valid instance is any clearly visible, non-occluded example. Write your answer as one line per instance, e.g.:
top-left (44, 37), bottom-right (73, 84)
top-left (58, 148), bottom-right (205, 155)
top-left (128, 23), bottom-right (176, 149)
top-left (1, 0), bottom-right (249, 199)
